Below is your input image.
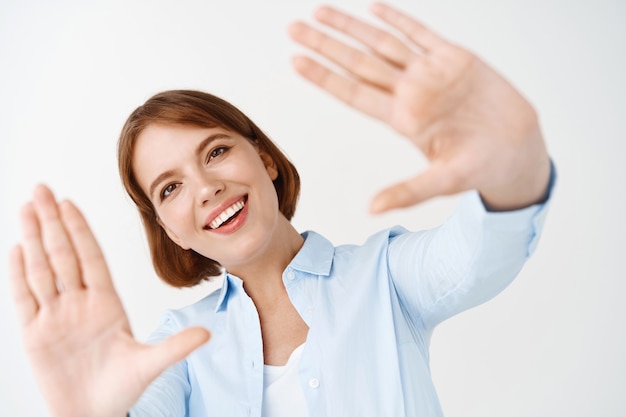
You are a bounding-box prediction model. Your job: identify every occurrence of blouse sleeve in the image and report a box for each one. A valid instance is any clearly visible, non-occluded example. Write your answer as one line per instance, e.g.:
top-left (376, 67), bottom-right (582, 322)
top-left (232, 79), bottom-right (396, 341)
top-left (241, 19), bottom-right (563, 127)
top-left (129, 313), bottom-right (190, 417)
top-left (387, 165), bottom-right (555, 330)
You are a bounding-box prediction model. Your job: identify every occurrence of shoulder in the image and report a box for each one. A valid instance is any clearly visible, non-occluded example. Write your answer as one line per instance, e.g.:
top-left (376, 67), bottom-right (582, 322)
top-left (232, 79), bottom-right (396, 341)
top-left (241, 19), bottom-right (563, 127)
top-left (302, 227), bottom-right (412, 280)
top-left (332, 226), bottom-right (411, 258)
top-left (151, 283), bottom-right (224, 336)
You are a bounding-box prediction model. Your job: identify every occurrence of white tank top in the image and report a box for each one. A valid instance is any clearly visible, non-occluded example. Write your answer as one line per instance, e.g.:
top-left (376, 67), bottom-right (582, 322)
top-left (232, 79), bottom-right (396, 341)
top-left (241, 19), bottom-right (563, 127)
top-left (262, 343), bottom-right (308, 417)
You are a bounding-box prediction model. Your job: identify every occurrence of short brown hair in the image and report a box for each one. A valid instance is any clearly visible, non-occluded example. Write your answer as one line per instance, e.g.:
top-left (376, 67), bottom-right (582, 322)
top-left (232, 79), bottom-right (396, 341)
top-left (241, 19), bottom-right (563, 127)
top-left (118, 90), bottom-right (300, 287)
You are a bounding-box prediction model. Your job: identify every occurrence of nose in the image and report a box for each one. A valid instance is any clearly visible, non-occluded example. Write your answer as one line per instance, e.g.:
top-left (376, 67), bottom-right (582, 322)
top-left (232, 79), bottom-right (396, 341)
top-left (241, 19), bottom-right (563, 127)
top-left (194, 173), bottom-right (224, 206)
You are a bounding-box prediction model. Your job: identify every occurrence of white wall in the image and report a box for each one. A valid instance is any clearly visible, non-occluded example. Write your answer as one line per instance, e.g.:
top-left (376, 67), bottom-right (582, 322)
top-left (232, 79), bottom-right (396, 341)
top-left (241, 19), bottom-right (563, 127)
top-left (1, 0), bottom-right (624, 416)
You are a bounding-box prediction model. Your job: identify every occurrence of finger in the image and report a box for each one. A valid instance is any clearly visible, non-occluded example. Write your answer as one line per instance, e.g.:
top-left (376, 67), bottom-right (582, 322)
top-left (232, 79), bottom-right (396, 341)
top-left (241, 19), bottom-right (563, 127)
top-left (314, 5), bottom-right (414, 67)
top-left (20, 202), bottom-right (59, 304)
top-left (139, 327), bottom-right (210, 384)
top-left (32, 185), bottom-right (84, 291)
top-left (59, 200), bottom-right (113, 291)
top-left (291, 55), bottom-right (392, 120)
top-left (369, 164), bottom-right (460, 213)
top-left (370, 2), bottom-right (446, 53)
top-left (289, 21), bottom-right (400, 90)
top-left (8, 245), bottom-right (39, 326)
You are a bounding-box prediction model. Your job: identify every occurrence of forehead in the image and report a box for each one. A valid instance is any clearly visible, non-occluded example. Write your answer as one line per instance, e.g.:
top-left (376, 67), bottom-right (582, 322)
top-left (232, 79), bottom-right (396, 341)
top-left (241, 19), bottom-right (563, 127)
top-left (136, 122), bottom-right (226, 147)
top-left (134, 122), bottom-right (242, 156)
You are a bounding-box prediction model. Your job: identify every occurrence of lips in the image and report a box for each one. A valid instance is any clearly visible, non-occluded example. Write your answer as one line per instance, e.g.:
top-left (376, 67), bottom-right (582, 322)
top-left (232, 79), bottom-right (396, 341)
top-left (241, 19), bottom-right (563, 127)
top-left (204, 195), bottom-right (247, 230)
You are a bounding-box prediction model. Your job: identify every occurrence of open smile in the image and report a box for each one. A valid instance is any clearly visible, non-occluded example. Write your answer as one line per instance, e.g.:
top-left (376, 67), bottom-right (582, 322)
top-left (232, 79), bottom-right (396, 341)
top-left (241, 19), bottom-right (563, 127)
top-left (205, 196), bottom-right (248, 230)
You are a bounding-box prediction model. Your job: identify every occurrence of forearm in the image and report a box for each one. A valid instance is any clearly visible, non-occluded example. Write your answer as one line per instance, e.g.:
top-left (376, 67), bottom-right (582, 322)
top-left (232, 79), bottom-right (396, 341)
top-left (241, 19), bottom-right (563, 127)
top-left (389, 172), bottom-right (554, 330)
top-left (428, 185), bottom-right (553, 326)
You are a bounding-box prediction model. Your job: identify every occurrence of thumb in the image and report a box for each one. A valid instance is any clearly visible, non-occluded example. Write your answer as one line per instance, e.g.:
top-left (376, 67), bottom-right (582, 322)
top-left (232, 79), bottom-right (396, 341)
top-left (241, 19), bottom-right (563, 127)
top-left (139, 327), bottom-right (211, 383)
top-left (369, 165), bottom-right (457, 214)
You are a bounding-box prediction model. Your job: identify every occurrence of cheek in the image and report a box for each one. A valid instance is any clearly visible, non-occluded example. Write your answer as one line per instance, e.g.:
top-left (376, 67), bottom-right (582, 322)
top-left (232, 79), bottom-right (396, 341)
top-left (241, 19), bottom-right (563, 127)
top-left (221, 157), bottom-right (273, 186)
top-left (261, 179), bottom-right (281, 215)
top-left (157, 202), bottom-right (193, 234)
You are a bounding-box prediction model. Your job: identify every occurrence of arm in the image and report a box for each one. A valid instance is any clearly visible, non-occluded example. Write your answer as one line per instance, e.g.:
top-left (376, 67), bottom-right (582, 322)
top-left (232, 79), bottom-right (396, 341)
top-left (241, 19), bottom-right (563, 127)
top-left (387, 182), bottom-right (553, 329)
top-left (8, 185), bottom-right (210, 417)
top-left (289, 3), bottom-right (551, 213)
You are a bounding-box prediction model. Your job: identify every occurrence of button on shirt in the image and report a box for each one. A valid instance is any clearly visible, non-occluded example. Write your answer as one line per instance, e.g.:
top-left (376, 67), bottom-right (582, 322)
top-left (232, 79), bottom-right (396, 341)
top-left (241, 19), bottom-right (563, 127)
top-left (130, 190), bottom-right (551, 417)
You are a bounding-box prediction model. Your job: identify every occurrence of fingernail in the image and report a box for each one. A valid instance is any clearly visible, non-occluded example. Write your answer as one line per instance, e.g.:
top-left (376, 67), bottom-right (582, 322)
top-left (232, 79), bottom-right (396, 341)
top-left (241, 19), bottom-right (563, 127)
top-left (369, 198), bottom-right (385, 214)
top-left (314, 6), bottom-right (332, 20)
top-left (287, 21), bottom-right (304, 37)
top-left (370, 3), bottom-right (383, 13)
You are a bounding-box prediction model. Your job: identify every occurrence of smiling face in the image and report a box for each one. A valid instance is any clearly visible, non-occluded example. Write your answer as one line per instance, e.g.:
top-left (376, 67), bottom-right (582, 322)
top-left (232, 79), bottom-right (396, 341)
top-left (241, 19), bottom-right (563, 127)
top-left (133, 123), bottom-right (295, 273)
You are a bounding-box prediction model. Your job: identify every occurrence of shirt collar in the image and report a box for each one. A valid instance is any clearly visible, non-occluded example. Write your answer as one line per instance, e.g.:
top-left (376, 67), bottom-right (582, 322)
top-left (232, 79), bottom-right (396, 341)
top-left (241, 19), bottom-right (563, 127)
top-left (288, 230), bottom-right (334, 276)
top-left (214, 230), bottom-right (335, 312)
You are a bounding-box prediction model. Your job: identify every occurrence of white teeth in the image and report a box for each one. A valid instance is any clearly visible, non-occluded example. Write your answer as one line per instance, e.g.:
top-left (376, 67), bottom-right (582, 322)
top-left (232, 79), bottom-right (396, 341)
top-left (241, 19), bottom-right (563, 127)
top-left (209, 200), bottom-right (245, 229)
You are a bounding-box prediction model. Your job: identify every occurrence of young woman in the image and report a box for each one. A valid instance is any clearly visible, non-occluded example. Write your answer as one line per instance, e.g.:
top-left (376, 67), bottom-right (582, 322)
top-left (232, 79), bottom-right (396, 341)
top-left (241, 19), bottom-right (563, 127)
top-left (8, 3), bottom-right (553, 417)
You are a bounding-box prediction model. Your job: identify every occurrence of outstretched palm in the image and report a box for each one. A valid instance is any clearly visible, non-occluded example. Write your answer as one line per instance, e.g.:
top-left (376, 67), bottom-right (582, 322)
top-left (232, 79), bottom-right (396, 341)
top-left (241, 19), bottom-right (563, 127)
top-left (9, 185), bottom-right (210, 417)
top-left (290, 3), bottom-right (550, 212)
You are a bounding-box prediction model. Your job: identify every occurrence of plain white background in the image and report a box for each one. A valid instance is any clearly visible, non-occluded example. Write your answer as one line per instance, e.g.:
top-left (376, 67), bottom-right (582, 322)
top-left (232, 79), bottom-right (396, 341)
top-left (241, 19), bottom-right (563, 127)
top-left (1, 0), bottom-right (624, 416)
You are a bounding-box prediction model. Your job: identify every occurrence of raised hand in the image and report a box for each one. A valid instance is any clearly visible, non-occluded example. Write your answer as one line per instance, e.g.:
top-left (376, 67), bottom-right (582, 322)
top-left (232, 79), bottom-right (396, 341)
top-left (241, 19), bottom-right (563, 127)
top-left (289, 3), bottom-right (551, 213)
top-left (8, 185), bottom-right (210, 417)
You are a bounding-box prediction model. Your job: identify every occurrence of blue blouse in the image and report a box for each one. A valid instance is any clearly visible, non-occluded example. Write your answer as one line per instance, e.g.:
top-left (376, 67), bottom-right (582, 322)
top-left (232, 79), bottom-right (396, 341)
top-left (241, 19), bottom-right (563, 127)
top-left (130, 188), bottom-right (552, 417)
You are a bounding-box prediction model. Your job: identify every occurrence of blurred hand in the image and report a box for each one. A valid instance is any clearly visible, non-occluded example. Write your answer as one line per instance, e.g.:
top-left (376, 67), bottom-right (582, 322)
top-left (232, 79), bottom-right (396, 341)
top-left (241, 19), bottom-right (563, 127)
top-left (8, 185), bottom-right (210, 417)
top-left (289, 3), bottom-right (551, 213)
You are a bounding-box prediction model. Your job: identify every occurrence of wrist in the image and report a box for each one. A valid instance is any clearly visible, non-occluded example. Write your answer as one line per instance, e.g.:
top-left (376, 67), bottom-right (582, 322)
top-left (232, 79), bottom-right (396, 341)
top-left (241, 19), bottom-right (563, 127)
top-left (481, 154), bottom-right (553, 212)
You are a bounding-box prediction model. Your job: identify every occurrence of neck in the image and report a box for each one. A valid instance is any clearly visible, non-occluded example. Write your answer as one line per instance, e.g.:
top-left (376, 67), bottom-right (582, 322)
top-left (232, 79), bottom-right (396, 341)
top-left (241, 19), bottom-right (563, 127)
top-left (227, 220), bottom-right (304, 305)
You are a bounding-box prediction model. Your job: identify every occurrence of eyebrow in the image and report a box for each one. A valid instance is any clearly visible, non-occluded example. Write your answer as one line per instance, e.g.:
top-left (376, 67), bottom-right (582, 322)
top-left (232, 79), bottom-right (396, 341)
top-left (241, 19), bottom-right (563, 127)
top-left (148, 132), bottom-right (229, 199)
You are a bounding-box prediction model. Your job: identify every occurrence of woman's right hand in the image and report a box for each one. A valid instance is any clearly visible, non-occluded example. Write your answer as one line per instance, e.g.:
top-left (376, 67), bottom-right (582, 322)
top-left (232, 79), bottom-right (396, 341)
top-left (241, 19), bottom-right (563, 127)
top-left (8, 185), bottom-right (210, 417)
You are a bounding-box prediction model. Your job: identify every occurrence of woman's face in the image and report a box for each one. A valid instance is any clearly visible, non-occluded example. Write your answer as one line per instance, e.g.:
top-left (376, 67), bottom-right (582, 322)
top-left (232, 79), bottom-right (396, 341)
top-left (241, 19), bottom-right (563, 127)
top-left (132, 123), bottom-right (286, 271)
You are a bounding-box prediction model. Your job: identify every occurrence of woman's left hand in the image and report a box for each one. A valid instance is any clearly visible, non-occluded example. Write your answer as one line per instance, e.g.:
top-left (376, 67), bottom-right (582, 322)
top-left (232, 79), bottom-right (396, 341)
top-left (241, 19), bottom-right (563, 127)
top-left (289, 2), bottom-right (551, 213)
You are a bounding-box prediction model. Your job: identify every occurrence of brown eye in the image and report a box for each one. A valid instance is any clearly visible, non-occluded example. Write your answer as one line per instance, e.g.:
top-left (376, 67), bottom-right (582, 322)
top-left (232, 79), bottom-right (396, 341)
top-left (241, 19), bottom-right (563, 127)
top-left (161, 183), bottom-right (178, 200)
top-left (208, 146), bottom-right (228, 161)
